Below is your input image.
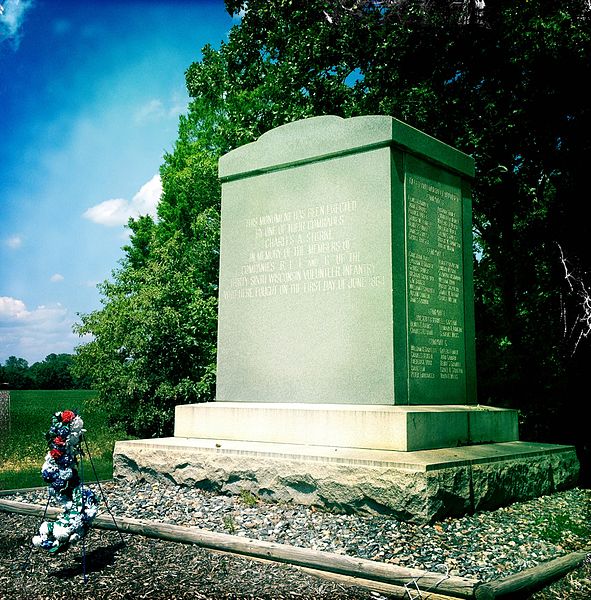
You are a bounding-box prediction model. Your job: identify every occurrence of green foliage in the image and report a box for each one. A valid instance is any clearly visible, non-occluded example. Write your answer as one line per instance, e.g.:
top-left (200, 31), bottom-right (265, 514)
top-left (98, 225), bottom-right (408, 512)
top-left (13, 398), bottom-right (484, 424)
top-left (75, 233), bottom-right (217, 437)
top-left (223, 514), bottom-right (237, 533)
top-left (1, 356), bottom-right (34, 389)
top-left (75, 59), bottom-right (228, 437)
top-left (535, 512), bottom-right (591, 548)
top-left (239, 489), bottom-right (259, 507)
top-left (0, 354), bottom-right (86, 390)
top-left (30, 354), bottom-right (75, 390)
top-left (0, 390), bottom-right (126, 490)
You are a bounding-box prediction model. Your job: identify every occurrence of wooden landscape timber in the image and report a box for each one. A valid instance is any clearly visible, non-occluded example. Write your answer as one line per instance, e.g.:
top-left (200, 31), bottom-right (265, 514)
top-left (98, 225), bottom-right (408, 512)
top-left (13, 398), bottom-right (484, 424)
top-left (297, 566), bottom-right (457, 599)
top-left (0, 498), bottom-right (478, 598)
top-left (473, 549), bottom-right (590, 599)
top-left (1, 498), bottom-right (588, 599)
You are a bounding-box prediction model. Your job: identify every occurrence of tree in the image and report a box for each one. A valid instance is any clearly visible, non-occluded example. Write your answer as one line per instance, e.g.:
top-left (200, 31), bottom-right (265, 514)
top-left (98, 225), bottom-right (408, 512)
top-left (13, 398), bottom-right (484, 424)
top-left (1, 356), bottom-right (34, 389)
top-left (75, 0), bottom-right (591, 478)
top-left (1, 354), bottom-right (86, 389)
top-left (30, 354), bottom-right (75, 390)
top-left (75, 228), bottom-right (217, 437)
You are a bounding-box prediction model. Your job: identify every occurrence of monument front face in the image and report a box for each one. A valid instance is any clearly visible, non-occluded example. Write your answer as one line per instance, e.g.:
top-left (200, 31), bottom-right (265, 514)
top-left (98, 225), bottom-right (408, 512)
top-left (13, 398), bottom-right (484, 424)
top-left (216, 116), bottom-right (475, 405)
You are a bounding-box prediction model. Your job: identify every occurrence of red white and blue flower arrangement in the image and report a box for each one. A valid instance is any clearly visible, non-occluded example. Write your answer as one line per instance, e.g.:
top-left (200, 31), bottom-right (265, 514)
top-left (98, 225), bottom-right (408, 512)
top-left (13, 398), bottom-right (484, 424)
top-left (32, 409), bottom-right (99, 553)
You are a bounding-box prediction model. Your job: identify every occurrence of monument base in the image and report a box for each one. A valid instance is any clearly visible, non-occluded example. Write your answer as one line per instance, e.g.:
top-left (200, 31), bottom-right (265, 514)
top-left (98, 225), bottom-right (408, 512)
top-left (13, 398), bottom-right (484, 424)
top-left (174, 403), bottom-right (519, 452)
top-left (113, 437), bottom-right (580, 523)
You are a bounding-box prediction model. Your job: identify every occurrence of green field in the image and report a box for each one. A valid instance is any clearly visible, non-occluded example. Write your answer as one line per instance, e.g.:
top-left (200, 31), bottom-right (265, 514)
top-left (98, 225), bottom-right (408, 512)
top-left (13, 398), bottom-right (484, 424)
top-left (0, 390), bottom-right (132, 490)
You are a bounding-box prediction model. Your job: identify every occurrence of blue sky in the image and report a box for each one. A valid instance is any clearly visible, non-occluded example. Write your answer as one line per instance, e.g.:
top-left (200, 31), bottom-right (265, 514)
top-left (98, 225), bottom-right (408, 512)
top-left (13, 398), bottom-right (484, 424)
top-left (1, 0), bottom-right (235, 364)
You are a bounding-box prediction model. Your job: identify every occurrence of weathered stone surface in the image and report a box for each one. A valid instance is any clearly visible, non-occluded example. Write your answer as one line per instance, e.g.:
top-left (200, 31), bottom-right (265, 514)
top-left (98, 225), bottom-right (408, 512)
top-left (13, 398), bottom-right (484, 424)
top-left (114, 439), bottom-right (579, 523)
top-left (0, 387), bottom-right (10, 432)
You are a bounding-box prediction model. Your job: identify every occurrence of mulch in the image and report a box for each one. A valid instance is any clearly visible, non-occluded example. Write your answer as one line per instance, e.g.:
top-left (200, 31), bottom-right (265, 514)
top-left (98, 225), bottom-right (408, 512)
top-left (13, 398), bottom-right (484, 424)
top-left (1, 513), bottom-right (381, 600)
top-left (1, 498), bottom-right (590, 599)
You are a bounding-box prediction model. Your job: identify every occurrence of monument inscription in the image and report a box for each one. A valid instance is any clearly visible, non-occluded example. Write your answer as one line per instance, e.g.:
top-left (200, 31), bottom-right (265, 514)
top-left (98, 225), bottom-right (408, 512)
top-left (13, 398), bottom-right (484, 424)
top-left (223, 198), bottom-right (386, 300)
top-left (405, 156), bottom-right (467, 402)
top-left (216, 115), bottom-right (475, 405)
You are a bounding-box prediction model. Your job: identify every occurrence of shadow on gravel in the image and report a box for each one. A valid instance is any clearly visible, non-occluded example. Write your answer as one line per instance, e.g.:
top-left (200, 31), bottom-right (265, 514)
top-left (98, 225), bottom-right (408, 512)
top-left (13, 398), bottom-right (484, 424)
top-left (49, 541), bottom-right (126, 579)
top-left (1, 534), bottom-right (30, 553)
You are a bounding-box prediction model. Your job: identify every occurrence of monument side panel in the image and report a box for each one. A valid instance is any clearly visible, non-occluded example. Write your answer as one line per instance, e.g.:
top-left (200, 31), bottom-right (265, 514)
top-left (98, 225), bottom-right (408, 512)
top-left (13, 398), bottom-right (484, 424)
top-left (216, 147), bottom-right (395, 404)
top-left (390, 149), bottom-right (409, 405)
top-left (461, 178), bottom-right (477, 404)
top-left (404, 154), bottom-right (468, 404)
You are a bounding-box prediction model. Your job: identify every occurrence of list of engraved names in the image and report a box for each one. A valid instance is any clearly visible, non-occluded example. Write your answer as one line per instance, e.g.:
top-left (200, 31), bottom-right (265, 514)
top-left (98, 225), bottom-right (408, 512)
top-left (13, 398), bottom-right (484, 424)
top-left (223, 200), bottom-right (386, 300)
top-left (407, 173), bottom-right (465, 382)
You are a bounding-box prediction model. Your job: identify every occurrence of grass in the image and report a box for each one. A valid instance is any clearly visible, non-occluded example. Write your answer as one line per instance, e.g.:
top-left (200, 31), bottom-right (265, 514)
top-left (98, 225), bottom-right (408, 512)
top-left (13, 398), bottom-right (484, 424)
top-left (537, 512), bottom-right (591, 545)
top-left (0, 390), bottom-right (132, 490)
top-left (239, 489), bottom-right (259, 507)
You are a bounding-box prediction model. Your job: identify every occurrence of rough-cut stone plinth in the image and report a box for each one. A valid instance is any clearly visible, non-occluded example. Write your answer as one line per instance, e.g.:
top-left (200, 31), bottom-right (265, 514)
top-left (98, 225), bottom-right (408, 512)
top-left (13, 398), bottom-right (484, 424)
top-left (174, 403), bottom-right (518, 452)
top-left (113, 438), bottom-right (579, 523)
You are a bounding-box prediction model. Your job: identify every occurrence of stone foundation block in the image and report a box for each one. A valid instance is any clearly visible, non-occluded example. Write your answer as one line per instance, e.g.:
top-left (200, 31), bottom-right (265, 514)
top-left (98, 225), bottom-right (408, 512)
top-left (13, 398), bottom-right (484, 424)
top-left (113, 438), bottom-right (579, 523)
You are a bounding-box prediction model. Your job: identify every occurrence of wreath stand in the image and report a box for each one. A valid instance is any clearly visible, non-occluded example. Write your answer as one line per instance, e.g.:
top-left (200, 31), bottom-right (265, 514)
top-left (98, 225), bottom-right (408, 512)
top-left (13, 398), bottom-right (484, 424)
top-left (22, 435), bottom-right (125, 583)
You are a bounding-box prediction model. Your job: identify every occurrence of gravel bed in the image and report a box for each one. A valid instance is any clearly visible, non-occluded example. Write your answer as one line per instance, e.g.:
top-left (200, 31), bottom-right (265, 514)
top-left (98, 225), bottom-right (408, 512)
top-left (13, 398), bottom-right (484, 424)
top-left (1, 482), bottom-right (590, 598)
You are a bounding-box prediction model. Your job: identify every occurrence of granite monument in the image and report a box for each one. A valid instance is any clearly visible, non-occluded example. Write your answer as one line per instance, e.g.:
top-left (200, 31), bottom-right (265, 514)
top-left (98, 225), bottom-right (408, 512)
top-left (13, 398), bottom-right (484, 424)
top-left (114, 116), bottom-right (579, 521)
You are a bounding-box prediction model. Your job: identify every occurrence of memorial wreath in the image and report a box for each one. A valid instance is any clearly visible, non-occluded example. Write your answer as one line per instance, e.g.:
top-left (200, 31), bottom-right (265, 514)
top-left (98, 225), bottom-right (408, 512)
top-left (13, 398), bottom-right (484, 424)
top-left (32, 409), bottom-right (99, 553)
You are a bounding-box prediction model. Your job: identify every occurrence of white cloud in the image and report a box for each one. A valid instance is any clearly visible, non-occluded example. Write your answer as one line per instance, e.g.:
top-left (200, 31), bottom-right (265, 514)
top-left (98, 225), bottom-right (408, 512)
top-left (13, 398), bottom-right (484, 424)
top-left (167, 93), bottom-right (188, 120)
top-left (82, 174), bottom-right (162, 227)
top-left (50, 273), bottom-right (64, 283)
top-left (0, 296), bottom-right (27, 319)
top-left (0, 296), bottom-right (80, 363)
top-left (0, 0), bottom-right (35, 48)
top-left (5, 234), bottom-right (22, 249)
top-left (133, 95), bottom-right (187, 125)
top-left (134, 99), bottom-right (165, 124)
top-left (83, 198), bottom-right (129, 227)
